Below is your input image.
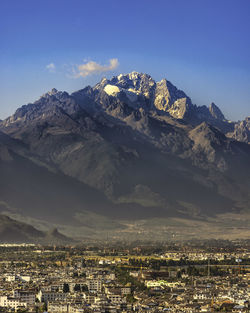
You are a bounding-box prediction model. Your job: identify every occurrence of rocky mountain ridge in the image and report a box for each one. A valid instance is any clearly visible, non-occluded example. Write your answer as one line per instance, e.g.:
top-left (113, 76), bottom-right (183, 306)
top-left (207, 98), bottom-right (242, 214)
top-left (2, 72), bottom-right (246, 141)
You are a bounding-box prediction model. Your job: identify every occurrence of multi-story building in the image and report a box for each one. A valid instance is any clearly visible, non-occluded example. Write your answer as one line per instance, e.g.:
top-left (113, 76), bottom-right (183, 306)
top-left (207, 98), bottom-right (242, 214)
top-left (86, 279), bottom-right (102, 293)
top-left (0, 295), bottom-right (27, 310)
top-left (37, 290), bottom-right (67, 303)
top-left (13, 289), bottom-right (36, 305)
top-left (47, 301), bottom-right (68, 312)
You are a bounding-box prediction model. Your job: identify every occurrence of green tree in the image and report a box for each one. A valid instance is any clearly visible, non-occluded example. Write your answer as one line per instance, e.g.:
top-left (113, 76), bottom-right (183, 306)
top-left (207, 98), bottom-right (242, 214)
top-left (126, 294), bottom-right (136, 303)
top-left (74, 284), bottom-right (81, 292)
top-left (63, 283), bottom-right (70, 293)
top-left (81, 284), bottom-right (88, 292)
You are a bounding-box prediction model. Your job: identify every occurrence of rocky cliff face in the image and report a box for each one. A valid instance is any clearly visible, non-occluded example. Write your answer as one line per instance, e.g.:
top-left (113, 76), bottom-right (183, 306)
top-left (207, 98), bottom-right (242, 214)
top-left (0, 72), bottom-right (249, 227)
top-left (91, 72), bottom-right (195, 120)
top-left (228, 117), bottom-right (250, 144)
top-left (209, 102), bottom-right (225, 120)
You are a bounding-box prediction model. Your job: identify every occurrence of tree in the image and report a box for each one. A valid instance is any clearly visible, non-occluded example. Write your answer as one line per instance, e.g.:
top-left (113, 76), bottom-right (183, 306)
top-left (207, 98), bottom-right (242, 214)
top-left (37, 303), bottom-right (47, 312)
top-left (81, 284), bottom-right (88, 292)
top-left (74, 284), bottom-right (81, 292)
top-left (126, 294), bottom-right (136, 303)
top-left (63, 283), bottom-right (70, 293)
top-left (177, 271), bottom-right (182, 279)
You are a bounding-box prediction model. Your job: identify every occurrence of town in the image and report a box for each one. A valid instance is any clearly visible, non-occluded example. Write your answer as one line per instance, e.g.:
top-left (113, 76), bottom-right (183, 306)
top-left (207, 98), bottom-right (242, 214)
top-left (0, 240), bottom-right (249, 313)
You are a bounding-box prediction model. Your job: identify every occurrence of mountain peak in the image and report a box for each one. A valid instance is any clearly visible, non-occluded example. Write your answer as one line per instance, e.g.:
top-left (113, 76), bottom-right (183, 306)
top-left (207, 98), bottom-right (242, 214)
top-left (116, 71), bottom-right (153, 81)
top-left (42, 88), bottom-right (59, 97)
top-left (109, 72), bottom-right (155, 89)
top-left (49, 88), bottom-right (58, 95)
top-left (209, 102), bottom-right (225, 120)
top-left (93, 72), bottom-right (156, 106)
top-left (41, 88), bottom-right (69, 100)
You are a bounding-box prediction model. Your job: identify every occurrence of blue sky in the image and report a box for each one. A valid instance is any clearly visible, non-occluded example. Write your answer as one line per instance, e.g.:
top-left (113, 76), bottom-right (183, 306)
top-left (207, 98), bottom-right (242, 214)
top-left (0, 0), bottom-right (250, 120)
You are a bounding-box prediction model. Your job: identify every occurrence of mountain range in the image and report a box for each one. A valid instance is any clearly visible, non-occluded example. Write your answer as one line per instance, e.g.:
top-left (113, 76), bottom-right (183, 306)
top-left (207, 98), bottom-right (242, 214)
top-left (0, 72), bottom-right (249, 241)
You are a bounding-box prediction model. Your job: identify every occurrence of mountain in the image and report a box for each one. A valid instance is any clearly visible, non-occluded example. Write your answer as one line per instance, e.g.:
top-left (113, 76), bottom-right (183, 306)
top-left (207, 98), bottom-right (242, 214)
top-left (227, 117), bottom-right (250, 144)
top-left (209, 102), bottom-right (225, 120)
top-left (0, 72), bottom-right (249, 240)
top-left (0, 214), bottom-right (74, 244)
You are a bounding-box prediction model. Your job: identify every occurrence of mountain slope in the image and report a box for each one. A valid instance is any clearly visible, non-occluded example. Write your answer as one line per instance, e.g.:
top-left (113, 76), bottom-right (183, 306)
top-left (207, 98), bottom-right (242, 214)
top-left (0, 131), bottom-right (125, 221)
top-left (0, 214), bottom-right (73, 244)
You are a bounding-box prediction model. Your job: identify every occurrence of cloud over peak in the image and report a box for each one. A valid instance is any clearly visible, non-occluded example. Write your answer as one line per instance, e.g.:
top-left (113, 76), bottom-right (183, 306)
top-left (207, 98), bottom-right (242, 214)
top-left (74, 58), bottom-right (119, 78)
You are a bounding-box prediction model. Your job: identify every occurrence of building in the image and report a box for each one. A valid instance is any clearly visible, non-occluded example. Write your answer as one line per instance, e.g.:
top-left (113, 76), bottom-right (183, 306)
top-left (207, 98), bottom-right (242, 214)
top-left (37, 290), bottom-right (67, 303)
top-left (86, 279), bottom-right (102, 293)
top-left (0, 295), bottom-right (27, 310)
top-left (48, 301), bottom-right (68, 312)
top-left (13, 289), bottom-right (36, 305)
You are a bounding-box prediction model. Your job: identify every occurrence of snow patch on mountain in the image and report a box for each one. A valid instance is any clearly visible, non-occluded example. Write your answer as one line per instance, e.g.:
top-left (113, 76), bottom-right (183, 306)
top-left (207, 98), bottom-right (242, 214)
top-left (104, 84), bottom-right (138, 102)
top-left (104, 84), bottom-right (120, 96)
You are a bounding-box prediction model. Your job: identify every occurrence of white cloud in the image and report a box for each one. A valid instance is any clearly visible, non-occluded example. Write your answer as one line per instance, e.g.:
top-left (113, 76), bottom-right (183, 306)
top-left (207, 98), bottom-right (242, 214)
top-left (74, 58), bottom-right (119, 78)
top-left (46, 63), bottom-right (56, 72)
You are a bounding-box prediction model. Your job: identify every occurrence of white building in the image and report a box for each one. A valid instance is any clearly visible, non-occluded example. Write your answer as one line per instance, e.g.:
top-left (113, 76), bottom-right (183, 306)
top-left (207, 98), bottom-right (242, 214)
top-left (107, 294), bottom-right (124, 304)
top-left (6, 275), bottom-right (17, 282)
top-left (48, 301), bottom-right (68, 312)
top-left (82, 293), bottom-right (95, 304)
top-left (68, 304), bottom-right (85, 313)
top-left (5, 274), bottom-right (31, 282)
top-left (0, 295), bottom-right (27, 310)
top-left (13, 289), bottom-right (36, 305)
top-left (37, 290), bottom-right (67, 303)
top-left (86, 279), bottom-right (102, 293)
top-left (121, 286), bottom-right (131, 295)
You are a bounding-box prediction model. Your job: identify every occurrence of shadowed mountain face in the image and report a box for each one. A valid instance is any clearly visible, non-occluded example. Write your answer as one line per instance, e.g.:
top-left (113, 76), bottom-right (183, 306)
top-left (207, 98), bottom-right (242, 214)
top-left (0, 72), bottom-right (250, 240)
top-left (0, 214), bottom-right (73, 244)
